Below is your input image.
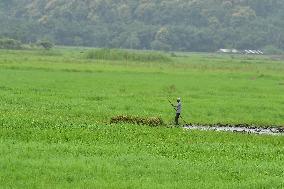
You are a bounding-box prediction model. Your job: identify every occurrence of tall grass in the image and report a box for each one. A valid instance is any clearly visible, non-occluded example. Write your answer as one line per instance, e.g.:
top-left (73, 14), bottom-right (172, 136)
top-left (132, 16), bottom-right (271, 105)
top-left (85, 48), bottom-right (172, 62)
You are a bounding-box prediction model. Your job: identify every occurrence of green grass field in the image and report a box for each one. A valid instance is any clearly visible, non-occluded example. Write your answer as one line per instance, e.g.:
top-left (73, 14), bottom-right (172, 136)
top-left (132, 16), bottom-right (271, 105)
top-left (0, 48), bottom-right (283, 188)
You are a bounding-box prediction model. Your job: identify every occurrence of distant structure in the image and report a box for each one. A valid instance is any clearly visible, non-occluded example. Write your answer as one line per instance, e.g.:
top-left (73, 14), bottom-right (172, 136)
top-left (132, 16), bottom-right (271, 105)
top-left (243, 50), bottom-right (264, 55)
top-left (218, 49), bottom-right (264, 55)
top-left (218, 49), bottom-right (239, 53)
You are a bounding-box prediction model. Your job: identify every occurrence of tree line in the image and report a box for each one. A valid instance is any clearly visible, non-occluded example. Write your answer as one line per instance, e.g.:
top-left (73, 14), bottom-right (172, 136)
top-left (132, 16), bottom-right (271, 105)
top-left (0, 0), bottom-right (283, 52)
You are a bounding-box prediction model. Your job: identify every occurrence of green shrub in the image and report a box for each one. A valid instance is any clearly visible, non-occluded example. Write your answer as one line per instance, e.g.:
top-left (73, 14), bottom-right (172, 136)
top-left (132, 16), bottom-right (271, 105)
top-left (110, 115), bottom-right (164, 127)
top-left (85, 48), bottom-right (172, 62)
top-left (37, 40), bottom-right (54, 50)
top-left (0, 38), bottom-right (22, 49)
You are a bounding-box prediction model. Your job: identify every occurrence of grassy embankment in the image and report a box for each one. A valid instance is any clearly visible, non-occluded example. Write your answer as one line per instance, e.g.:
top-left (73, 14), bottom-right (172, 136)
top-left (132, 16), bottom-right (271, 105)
top-left (0, 48), bottom-right (283, 188)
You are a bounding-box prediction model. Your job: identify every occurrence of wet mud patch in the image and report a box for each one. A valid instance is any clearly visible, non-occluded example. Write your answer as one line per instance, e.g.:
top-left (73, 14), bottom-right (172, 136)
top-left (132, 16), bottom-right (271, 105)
top-left (184, 123), bottom-right (284, 136)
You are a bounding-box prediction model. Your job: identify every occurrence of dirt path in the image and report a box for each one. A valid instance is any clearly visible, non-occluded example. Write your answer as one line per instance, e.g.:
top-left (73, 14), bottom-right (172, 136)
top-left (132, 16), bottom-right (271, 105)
top-left (184, 125), bottom-right (284, 136)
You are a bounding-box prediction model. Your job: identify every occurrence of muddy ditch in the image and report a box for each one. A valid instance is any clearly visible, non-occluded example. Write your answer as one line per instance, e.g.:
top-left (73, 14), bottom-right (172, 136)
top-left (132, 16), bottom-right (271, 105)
top-left (110, 115), bottom-right (284, 136)
top-left (184, 124), bottom-right (284, 136)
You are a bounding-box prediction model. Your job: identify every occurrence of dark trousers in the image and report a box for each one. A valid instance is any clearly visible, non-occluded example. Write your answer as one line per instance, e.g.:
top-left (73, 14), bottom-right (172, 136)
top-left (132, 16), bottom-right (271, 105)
top-left (175, 113), bottom-right (180, 125)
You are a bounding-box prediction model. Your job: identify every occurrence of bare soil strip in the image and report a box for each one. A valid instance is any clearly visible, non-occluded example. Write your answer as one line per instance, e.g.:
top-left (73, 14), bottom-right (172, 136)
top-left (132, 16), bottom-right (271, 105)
top-left (184, 125), bottom-right (284, 136)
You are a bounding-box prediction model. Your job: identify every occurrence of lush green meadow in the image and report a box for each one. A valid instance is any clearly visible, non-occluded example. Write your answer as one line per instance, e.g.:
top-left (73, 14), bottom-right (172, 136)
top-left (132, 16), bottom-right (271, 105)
top-left (0, 48), bottom-right (283, 188)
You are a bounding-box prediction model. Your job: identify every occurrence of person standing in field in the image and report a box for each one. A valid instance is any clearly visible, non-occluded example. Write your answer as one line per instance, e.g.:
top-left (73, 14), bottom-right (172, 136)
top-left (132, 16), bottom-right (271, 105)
top-left (173, 97), bottom-right (182, 125)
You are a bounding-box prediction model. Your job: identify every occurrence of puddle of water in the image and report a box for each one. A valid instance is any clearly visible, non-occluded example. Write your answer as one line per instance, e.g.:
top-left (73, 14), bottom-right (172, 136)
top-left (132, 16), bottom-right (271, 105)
top-left (184, 125), bottom-right (284, 136)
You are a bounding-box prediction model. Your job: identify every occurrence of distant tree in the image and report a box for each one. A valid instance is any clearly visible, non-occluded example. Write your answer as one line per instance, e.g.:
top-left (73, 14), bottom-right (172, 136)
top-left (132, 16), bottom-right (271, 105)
top-left (0, 38), bottom-right (22, 49)
top-left (155, 27), bottom-right (170, 44)
top-left (151, 27), bottom-right (172, 51)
